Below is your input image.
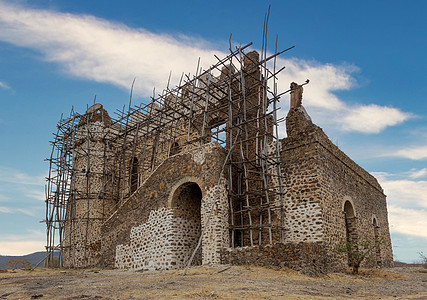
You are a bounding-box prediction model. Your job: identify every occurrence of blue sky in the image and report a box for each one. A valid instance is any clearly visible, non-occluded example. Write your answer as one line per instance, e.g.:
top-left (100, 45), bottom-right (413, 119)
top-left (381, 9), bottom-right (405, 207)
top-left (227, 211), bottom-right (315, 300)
top-left (0, 0), bottom-right (426, 263)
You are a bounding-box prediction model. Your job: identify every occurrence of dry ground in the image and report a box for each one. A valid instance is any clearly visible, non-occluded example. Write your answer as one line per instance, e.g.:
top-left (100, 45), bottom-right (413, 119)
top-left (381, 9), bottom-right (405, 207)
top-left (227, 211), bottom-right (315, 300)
top-left (0, 265), bottom-right (426, 299)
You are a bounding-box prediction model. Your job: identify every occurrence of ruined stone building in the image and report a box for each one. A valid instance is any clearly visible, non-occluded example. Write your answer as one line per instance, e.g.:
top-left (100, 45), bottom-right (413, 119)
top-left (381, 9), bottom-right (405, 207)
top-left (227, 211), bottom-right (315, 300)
top-left (45, 44), bottom-right (393, 273)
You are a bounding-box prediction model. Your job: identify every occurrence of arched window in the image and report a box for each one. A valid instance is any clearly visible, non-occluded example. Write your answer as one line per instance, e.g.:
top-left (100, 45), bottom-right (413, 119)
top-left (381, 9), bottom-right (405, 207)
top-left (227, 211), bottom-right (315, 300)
top-left (170, 142), bottom-right (180, 156)
top-left (130, 157), bottom-right (139, 193)
top-left (373, 217), bottom-right (381, 266)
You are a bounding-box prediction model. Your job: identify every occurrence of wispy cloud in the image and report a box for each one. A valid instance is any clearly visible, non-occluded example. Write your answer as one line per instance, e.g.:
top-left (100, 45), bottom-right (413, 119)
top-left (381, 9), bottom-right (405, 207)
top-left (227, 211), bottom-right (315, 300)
top-left (0, 81), bottom-right (11, 90)
top-left (0, 1), bottom-right (410, 134)
top-left (373, 170), bottom-right (427, 209)
top-left (0, 166), bottom-right (45, 218)
top-left (0, 166), bottom-right (45, 185)
top-left (409, 168), bottom-right (427, 179)
top-left (0, 1), bottom-right (219, 96)
top-left (391, 145), bottom-right (427, 160)
top-left (371, 170), bottom-right (427, 239)
top-left (275, 59), bottom-right (411, 134)
top-left (388, 205), bottom-right (427, 239)
top-left (25, 189), bottom-right (45, 201)
top-left (0, 206), bottom-right (11, 213)
top-left (0, 205), bottom-right (38, 216)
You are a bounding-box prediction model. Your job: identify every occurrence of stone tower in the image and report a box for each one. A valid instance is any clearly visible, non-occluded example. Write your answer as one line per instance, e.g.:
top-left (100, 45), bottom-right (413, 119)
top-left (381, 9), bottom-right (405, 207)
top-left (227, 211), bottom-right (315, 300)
top-left (63, 104), bottom-right (115, 267)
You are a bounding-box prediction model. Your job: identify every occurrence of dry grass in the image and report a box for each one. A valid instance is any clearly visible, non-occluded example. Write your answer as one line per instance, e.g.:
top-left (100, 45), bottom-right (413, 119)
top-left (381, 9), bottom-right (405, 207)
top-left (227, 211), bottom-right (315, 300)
top-left (0, 265), bottom-right (426, 299)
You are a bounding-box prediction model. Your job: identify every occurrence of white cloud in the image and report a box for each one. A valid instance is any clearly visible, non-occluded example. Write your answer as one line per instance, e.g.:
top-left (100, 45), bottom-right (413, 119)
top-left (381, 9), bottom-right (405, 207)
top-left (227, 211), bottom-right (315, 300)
top-left (0, 206), bottom-right (11, 213)
top-left (275, 58), bottom-right (355, 110)
top-left (25, 189), bottom-right (45, 201)
top-left (409, 168), bottom-right (427, 179)
top-left (0, 166), bottom-right (45, 185)
top-left (0, 1), bottom-right (410, 134)
top-left (385, 179), bottom-right (427, 209)
top-left (0, 81), bottom-right (11, 90)
top-left (0, 240), bottom-right (45, 256)
top-left (388, 205), bottom-right (427, 239)
top-left (0, 167), bottom-right (45, 218)
top-left (392, 145), bottom-right (427, 160)
top-left (0, 205), bottom-right (38, 216)
top-left (274, 59), bottom-right (411, 134)
top-left (0, 1), bottom-right (220, 96)
top-left (341, 104), bottom-right (411, 133)
top-left (371, 170), bottom-right (427, 239)
top-left (16, 207), bottom-right (38, 216)
top-left (373, 171), bottom-right (427, 210)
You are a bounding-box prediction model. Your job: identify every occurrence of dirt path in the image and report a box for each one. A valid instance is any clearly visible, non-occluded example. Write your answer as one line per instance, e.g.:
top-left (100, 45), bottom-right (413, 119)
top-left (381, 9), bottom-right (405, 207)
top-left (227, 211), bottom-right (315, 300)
top-left (0, 266), bottom-right (426, 299)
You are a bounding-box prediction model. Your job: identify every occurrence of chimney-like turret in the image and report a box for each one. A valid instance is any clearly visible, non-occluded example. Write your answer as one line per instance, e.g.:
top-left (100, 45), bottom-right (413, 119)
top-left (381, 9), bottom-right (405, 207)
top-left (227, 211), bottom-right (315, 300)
top-left (286, 82), bottom-right (315, 137)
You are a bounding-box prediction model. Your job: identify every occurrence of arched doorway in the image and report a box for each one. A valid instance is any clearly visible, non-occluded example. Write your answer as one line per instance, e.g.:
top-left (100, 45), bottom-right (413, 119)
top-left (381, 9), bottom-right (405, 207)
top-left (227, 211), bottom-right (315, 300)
top-left (344, 200), bottom-right (358, 266)
top-left (170, 182), bottom-right (202, 267)
top-left (373, 218), bottom-right (381, 266)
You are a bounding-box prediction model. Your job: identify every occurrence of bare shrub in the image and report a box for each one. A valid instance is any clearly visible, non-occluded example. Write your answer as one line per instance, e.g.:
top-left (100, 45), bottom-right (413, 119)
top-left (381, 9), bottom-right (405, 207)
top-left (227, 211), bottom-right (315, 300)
top-left (6, 258), bottom-right (32, 270)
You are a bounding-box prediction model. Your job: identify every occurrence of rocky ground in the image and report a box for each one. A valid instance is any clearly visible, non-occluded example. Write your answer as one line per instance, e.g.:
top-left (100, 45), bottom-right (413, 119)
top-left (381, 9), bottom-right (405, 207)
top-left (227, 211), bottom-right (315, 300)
top-left (0, 265), bottom-right (426, 299)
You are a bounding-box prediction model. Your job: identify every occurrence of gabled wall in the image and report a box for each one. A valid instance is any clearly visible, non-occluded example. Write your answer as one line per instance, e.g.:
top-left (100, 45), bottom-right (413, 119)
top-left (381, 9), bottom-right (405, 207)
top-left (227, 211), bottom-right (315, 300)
top-left (281, 99), bottom-right (393, 270)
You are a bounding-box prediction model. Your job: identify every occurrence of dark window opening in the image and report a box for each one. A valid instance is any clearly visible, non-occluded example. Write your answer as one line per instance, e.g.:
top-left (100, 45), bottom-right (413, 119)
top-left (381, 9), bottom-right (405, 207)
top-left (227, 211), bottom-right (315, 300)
top-left (130, 157), bottom-right (139, 193)
top-left (234, 230), bottom-right (243, 248)
top-left (373, 218), bottom-right (381, 266)
top-left (170, 141), bottom-right (181, 156)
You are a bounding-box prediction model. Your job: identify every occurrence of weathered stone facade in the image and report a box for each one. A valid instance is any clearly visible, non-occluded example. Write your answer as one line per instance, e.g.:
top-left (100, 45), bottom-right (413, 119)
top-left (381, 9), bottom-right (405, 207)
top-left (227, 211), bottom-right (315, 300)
top-left (220, 242), bottom-right (329, 275)
top-left (281, 84), bottom-right (393, 270)
top-left (58, 51), bottom-right (393, 273)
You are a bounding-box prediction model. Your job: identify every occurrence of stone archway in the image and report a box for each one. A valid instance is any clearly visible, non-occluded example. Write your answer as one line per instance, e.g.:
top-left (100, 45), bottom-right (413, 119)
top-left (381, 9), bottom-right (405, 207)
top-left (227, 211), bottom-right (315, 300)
top-left (373, 217), bottom-right (381, 266)
top-left (343, 200), bottom-right (358, 266)
top-left (170, 182), bottom-right (203, 267)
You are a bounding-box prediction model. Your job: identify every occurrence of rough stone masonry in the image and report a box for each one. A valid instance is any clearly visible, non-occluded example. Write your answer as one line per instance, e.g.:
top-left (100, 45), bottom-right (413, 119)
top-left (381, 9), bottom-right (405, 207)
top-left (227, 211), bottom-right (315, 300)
top-left (50, 47), bottom-right (393, 274)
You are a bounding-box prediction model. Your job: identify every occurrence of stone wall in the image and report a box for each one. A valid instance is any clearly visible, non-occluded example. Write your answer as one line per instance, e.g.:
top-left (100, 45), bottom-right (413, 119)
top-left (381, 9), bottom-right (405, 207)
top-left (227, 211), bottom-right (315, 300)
top-left (314, 129), bottom-right (393, 268)
top-left (101, 143), bottom-right (229, 270)
top-left (63, 111), bottom-right (116, 267)
top-left (281, 105), bottom-right (393, 270)
top-left (220, 242), bottom-right (330, 275)
top-left (64, 76), bottom-right (394, 273)
top-left (280, 130), bottom-right (324, 244)
top-left (114, 206), bottom-right (203, 270)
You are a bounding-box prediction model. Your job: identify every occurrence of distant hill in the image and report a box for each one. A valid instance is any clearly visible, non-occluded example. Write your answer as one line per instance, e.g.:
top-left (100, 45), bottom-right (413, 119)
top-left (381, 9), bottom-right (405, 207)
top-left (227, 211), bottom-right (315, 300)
top-left (0, 251), bottom-right (58, 269)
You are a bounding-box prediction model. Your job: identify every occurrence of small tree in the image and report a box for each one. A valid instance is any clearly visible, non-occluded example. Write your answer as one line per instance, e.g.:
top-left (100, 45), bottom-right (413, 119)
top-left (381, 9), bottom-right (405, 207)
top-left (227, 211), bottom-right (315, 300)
top-left (6, 258), bottom-right (32, 270)
top-left (335, 237), bottom-right (384, 275)
top-left (418, 252), bottom-right (427, 268)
